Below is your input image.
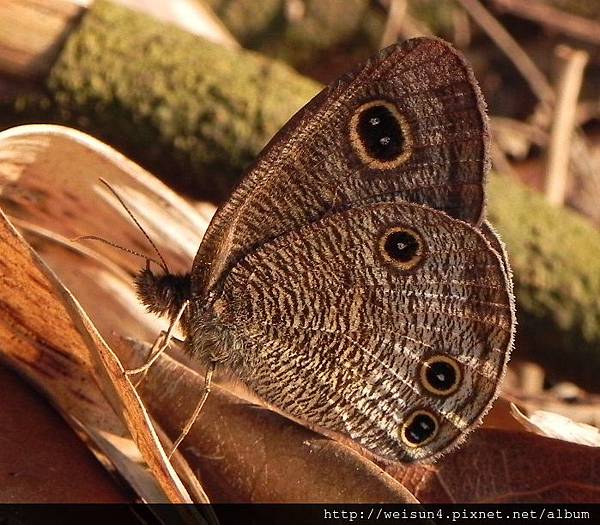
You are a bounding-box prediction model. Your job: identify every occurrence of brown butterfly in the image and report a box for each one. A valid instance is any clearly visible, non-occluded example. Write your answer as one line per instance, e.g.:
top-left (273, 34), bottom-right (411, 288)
top-left (135, 37), bottom-right (515, 463)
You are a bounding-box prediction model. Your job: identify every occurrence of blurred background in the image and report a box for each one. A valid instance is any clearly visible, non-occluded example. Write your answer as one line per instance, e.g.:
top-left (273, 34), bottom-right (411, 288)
top-left (1, 0), bottom-right (600, 503)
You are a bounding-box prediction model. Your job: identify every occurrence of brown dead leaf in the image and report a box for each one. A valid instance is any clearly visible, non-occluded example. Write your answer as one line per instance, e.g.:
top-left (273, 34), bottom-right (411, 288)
top-left (0, 123), bottom-right (215, 366)
top-left (0, 361), bottom-right (131, 503)
top-left (0, 124), bottom-right (210, 275)
top-left (0, 124), bottom-right (216, 502)
top-left (387, 428), bottom-right (600, 503)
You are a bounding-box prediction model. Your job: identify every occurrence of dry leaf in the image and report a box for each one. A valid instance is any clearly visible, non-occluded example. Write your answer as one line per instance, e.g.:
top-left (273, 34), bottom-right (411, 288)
top-left (0, 206), bottom-right (198, 502)
top-left (0, 125), bottom-right (217, 503)
top-left (0, 124), bottom-right (214, 344)
top-left (0, 362), bottom-right (130, 503)
top-left (388, 428), bottom-right (600, 503)
top-left (511, 405), bottom-right (600, 447)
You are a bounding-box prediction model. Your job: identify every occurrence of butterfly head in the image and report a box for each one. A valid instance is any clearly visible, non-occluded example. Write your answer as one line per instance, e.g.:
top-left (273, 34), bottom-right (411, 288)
top-left (134, 267), bottom-right (192, 324)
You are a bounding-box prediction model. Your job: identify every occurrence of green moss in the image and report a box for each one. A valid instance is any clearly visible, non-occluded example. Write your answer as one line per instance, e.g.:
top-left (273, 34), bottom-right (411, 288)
top-left (489, 173), bottom-right (600, 390)
top-left (203, 0), bottom-right (460, 72)
top-left (204, 0), bottom-right (282, 46)
top-left (2, 0), bottom-right (320, 199)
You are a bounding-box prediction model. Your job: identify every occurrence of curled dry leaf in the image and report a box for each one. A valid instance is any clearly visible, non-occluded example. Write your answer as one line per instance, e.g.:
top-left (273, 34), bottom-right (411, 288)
top-left (0, 124), bottom-right (418, 503)
top-left (0, 123), bottom-right (211, 343)
top-left (0, 206), bottom-right (195, 503)
top-left (511, 404), bottom-right (600, 447)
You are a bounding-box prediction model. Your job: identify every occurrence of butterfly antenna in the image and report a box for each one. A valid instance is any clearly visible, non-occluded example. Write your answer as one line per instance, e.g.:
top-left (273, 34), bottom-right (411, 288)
top-left (72, 234), bottom-right (164, 270)
top-left (98, 178), bottom-right (170, 274)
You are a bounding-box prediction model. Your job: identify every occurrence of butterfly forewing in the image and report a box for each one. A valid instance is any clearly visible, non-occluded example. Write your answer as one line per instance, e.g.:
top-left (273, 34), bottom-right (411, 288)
top-left (192, 37), bottom-right (489, 296)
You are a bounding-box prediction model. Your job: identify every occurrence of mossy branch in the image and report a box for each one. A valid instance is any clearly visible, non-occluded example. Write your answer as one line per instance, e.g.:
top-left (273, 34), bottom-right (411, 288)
top-left (1, 0), bottom-right (320, 200)
top-left (488, 174), bottom-right (600, 392)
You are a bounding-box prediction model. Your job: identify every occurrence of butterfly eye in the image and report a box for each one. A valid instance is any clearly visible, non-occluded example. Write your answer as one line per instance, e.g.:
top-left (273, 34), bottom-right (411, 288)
top-left (350, 100), bottom-right (412, 169)
top-left (420, 355), bottom-right (462, 396)
top-left (399, 410), bottom-right (439, 448)
top-left (378, 226), bottom-right (425, 271)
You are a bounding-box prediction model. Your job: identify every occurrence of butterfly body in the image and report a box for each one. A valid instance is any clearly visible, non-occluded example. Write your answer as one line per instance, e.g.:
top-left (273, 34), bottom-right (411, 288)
top-left (136, 37), bottom-right (515, 463)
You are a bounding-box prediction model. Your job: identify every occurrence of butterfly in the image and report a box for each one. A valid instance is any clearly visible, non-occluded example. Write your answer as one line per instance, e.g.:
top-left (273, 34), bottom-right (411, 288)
top-left (135, 37), bottom-right (515, 463)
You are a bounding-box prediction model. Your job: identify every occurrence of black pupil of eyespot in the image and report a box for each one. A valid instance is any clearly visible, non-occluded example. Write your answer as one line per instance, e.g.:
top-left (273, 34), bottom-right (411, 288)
top-left (425, 360), bottom-right (457, 392)
top-left (384, 231), bottom-right (419, 262)
top-left (357, 105), bottom-right (404, 161)
top-left (404, 414), bottom-right (436, 445)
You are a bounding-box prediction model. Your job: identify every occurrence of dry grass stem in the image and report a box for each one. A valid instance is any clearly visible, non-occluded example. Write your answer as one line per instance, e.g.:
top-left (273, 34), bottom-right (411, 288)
top-left (545, 46), bottom-right (589, 206)
top-left (452, 5), bottom-right (472, 49)
top-left (457, 0), bottom-right (554, 108)
top-left (492, 0), bottom-right (600, 46)
top-left (380, 0), bottom-right (408, 48)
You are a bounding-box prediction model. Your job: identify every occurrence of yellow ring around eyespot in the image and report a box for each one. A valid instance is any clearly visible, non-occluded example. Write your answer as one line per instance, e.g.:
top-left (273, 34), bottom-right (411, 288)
top-left (378, 225), bottom-right (426, 271)
top-left (399, 409), bottom-right (439, 448)
top-left (419, 355), bottom-right (463, 396)
top-left (349, 100), bottom-right (413, 169)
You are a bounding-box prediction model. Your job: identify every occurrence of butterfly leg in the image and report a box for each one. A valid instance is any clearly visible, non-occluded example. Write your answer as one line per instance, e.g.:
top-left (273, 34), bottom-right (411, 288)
top-left (125, 300), bottom-right (189, 381)
top-left (168, 360), bottom-right (216, 458)
top-left (125, 331), bottom-right (168, 387)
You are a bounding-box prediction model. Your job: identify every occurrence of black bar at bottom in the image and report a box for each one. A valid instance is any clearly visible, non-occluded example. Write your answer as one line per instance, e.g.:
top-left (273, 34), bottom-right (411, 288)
top-left (0, 503), bottom-right (597, 525)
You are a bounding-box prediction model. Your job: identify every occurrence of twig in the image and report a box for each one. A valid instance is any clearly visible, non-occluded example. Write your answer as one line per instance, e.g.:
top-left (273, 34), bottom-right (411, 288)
top-left (565, 131), bottom-right (600, 226)
top-left (492, 0), bottom-right (600, 46)
top-left (490, 140), bottom-right (517, 178)
top-left (452, 5), bottom-right (472, 49)
top-left (456, 0), bottom-right (554, 108)
top-left (545, 46), bottom-right (589, 206)
top-left (380, 0), bottom-right (408, 48)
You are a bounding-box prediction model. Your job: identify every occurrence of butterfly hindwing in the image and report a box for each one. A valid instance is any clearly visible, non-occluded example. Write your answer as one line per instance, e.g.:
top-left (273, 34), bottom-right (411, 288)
top-left (210, 202), bottom-right (513, 462)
